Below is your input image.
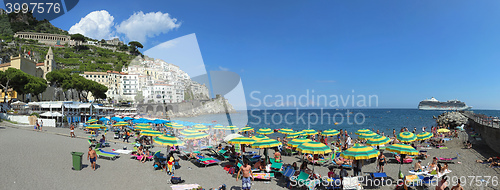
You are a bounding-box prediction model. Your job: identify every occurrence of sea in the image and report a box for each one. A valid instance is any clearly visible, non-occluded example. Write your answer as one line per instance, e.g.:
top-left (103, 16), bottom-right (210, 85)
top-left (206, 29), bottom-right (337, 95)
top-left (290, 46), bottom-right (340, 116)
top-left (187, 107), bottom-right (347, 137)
top-left (173, 109), bottom-right (500, 137)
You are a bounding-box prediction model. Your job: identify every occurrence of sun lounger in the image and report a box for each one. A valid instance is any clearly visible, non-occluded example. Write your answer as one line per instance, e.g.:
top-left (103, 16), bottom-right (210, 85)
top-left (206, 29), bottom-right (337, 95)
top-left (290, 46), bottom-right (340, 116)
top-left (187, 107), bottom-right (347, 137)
top-left (217, 149), bottom-right (230, 160)
top-left (252, 173), bottom-right (274, 180)
top-left (284, 147), bottom-right (298, 156)
top-left (343, 176), bottom-right (363, 190)
top-left (193, 156), bottom-right (220, 167)
top-left (294, 171), bottom-right (311, 187)
top-left (95, 149), bottom-right (118, 160)
top-left (98, 149), bottom-right (119, 156)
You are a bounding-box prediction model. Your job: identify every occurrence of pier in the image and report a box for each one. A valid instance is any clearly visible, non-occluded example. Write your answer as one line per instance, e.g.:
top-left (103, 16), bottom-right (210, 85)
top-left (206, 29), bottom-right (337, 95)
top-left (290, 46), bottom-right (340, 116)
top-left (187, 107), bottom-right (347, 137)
top-left (460, 111), bottom-right (500, 153)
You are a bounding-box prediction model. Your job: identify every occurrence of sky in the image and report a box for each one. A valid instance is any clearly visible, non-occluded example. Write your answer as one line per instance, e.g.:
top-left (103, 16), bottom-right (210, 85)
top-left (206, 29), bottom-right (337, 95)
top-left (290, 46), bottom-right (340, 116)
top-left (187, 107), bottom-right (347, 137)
top-left (3, 0), bottom-right (500, 109)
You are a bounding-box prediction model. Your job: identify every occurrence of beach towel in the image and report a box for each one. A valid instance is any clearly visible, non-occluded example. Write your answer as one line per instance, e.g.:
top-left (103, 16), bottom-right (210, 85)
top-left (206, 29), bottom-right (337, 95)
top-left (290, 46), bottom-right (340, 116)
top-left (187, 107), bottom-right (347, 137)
top-left (252, 173), bottom-right (271, 180)
top-left (439, 147), bottom-right (448, 149)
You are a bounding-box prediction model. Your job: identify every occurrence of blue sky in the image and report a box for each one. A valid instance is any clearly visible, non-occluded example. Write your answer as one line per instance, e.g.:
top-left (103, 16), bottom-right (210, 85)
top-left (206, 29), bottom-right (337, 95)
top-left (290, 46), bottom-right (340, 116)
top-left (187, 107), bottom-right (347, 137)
top-left (4, 0), bottom-right (500, 109)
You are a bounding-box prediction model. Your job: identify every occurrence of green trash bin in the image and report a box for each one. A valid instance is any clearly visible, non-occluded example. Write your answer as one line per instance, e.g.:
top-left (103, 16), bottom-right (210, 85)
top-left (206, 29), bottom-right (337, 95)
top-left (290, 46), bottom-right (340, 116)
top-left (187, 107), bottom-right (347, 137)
top-left (71, 152), bottom-right (84, 170)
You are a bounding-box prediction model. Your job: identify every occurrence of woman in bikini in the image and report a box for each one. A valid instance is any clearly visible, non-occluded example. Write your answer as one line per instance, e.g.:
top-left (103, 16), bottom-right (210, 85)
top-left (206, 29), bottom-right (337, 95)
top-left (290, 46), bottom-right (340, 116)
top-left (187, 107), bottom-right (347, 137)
top-left (378, 154), bottom-right (386, 173)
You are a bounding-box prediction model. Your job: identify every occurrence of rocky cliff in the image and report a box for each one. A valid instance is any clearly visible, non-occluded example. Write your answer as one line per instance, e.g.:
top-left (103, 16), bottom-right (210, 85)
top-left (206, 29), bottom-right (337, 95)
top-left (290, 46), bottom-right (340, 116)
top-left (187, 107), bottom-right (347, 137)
top-left (166, 96), bottom-right (236, 117)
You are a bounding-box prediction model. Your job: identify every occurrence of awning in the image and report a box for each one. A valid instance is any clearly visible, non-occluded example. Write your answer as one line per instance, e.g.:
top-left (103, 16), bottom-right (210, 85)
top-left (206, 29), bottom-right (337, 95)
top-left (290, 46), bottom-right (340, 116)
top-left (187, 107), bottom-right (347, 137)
top-left (64, 104), bottom-right (80, 109)
top-left (41, 104), bottom-right (62, 108)
top-left (40, 111), bottom-right (63, 117)
top-left (79, 104), bottom-right (91, 108)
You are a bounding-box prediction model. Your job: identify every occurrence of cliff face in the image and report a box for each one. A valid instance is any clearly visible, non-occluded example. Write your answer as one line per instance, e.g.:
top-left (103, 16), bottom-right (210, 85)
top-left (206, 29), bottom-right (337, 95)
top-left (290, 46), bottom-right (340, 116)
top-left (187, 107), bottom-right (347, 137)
top-left (167, 96), bottom-right (235, 117)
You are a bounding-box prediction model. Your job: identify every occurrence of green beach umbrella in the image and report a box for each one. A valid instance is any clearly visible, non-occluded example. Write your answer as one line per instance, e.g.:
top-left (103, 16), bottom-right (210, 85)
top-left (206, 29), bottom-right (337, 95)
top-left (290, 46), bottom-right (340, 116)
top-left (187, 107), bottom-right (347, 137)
top-left (240, 127), bottom-right (254, 132)
top-left (340, 144), bottom-right (379, 160)
top-left (193, 125), bottom-right (209, 131)
top-left (228, 137), bottom-right (256, 145)
top-left (251, 134), bottom-right (269, 141)
top-left (296, 141), bottom-right (332, 154)
top-left (358, 132), bottom-right (378, 140)
top-left (286, 131), bottom-right (304, 138)
top-left (86, 119), bottom-right (98, 124)
top-left (416, 132), bottom-right (433, 140)
top-left (170, 123), bottom-right (184, 129)
top-left (321, 129), bottom-right (340, 136)
top-left (355, 129), bottom-right (372, 135)
top-left (86, 124), bottom-right (106, 129)
top-left (301, 129), bottom-right (318, 136)
top-left (256, 128), bottom-right (274, 135)
top-left (184, 132), bottom-right (209, 140)
top-left (386, 144), bottom-right (418, 155)
top-left (225, 126), bottom-right (240, 131)
top-left (140, 130), bottom-right (163, 137)
top-left (396, 132), bottom-right (417, 143)
top-left (180, 129), bottom-right (198, 136)
top-left (287, 137), bottom-right (312, 148)
top-left (278, 128), bottom-right (294, 134)
top-left (366, 135), bottom-right (391, 146)
top-left (154, 135), bottom-right (184, 146)
top-left (213, 125), bottom-right (225, 130)
top-left (113, 121), bottom-right (129, 126)
top-left (134, 126), bottom-right (151, 131)
top-left (135, 123), bottom-right (150, 127)
top-left (251, 139), bottom-right (282, 148)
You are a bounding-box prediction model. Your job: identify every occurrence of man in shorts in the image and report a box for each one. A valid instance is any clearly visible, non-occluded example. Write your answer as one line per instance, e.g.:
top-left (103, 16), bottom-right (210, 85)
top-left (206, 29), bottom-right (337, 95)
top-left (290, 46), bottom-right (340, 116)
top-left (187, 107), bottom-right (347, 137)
top-left (87, 146), bottom-right (97, 171)
top-left (236, 160), bottom-right (254, 190)
top-left (70, 124), bottom-right (75, 138)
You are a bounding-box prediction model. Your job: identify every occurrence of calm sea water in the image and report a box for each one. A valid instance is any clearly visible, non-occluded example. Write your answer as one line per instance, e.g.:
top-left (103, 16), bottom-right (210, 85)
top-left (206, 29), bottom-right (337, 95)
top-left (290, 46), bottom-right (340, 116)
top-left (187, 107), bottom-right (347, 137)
top-left (173, 109), bottom-right (500, 136)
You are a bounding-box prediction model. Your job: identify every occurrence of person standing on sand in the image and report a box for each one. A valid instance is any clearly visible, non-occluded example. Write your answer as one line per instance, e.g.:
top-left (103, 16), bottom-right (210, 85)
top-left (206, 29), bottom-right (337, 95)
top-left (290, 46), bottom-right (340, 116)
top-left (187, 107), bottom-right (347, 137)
top-left (70, 124), bottom-right (75, 138)
top-left (450, 179), bottom-right (463, 190)
top-left (87, 146), bottom-right (97, 171)
top-left (236, 160), bottom-right (254, 190)
top-left (39, 120), bottom-right (43, 131)
top-left (436, 175), bottom-right (448, 190)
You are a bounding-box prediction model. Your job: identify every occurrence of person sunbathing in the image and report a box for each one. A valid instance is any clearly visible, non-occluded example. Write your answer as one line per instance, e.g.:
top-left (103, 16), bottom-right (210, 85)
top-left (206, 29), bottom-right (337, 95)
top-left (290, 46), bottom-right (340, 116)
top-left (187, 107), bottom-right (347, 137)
top-left (419, 151), bottom-right (429, 159)
top-left (414, 160), bottom-right (423, 172)
top-left (442, 163), bottom-right (449, 172)
top-left (476, 157), bottom-right (495, 163)
top-left (490, 162), bottom-right (500, 168)
top-left (428, 162), bottom-right (437, 173)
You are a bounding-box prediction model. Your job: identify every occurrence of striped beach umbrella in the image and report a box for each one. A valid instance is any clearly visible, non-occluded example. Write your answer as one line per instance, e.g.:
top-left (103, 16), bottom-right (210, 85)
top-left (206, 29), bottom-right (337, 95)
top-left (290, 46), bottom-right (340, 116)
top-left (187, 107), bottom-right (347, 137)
top-left (355, 129), bottom-right (372, 135)
top-left (113, 121), bottom-right (129, 126)
top-left (184, 132), bottom-right (209, 140)
top-left (193, 125), bottom-right (209, 131)
top-left (240, 127), bottom-right (254, 132)
top-left (396, 132), bottom-right (417, 143)
top-left (437, 128), bottom-right (450, 133)
top-left (340, 144), bottom-right (379, 160)
top-left (135, 123), bottom-right (151, 127)
top-left (301, 129), bottom-right (318, 136)
top-left (225, 126), bottom-right (240, 131)
top-left (213, 125), bottom-right (225, 130)
top-left (416, 132), bottom-right (433, 140)
top-left (140, 130), bottom-right (163, 137)
top-left (257, 128), bottom-right (274, 135)
top-left (297, 141), bottom-right (332, 154)
top-left (366, 135), bottom-right (391, 146)
top-left (287, 137), bottom-right (312, 148)
top-left (385, 144), bottom-right (418, 155)
top-left (180, 129), bottom-right (199, 136)
top-left (86, 119), bottom-right (98, 124)
top-left (111, 117), bottom-right (122, 121)
top-left (286, 131), bottom-right (304, 138)
top-left (321, 129), bottom-right (340, 136)
top-left (134, 126), bottom-right (151, 131)
top-left (228, 137), bottom-right (256, 145)
top-left (154, 135), bottom-right (184, 146)
top-left (278, 128), bottom-right (294, 134)
top-left (170, 123), bottom-right (184, 130)
top-left (251, 139), bottom-right (282, 148)
top-left (86, 124), bottom-right (106, 129)
top-left (251, 134), bottom-right (269, 141)
top-left (358, 132), bottom-right (378, 140)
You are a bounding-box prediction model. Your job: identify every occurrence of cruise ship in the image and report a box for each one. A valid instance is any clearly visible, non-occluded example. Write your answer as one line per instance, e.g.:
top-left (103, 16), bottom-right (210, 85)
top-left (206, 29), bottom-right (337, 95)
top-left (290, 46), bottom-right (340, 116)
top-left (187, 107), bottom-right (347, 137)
top-left (418, 97), bottom-right (472, 110)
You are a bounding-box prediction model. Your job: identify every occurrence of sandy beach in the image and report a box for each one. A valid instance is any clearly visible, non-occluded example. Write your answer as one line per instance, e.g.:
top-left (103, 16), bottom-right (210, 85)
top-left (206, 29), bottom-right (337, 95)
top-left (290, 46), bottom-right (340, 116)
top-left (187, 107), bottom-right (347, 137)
top-left (0, 121), bottom-right (499, 190)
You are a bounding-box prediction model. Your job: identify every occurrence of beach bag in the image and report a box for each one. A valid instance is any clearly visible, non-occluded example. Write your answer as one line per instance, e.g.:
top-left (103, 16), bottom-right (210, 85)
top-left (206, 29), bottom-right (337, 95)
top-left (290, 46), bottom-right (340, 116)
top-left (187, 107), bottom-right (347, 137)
top-left (170, 176), bottom-right (184, 184)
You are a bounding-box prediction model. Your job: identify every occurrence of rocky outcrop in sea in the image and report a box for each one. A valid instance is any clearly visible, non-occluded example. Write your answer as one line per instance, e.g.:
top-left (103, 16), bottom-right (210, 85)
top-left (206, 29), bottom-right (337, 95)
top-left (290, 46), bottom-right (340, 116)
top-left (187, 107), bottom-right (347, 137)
top-left (435, 111), bottom-right (468, 127)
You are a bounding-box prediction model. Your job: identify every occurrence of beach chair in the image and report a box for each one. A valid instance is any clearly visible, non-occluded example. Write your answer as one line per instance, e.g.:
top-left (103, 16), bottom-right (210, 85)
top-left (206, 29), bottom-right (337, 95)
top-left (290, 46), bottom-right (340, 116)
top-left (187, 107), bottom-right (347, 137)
top-left (282, 166), bottom-right (296, 188)
top-left (88, 139), bottom-right (96, 147)
top-left (193, 156), bottom-right (220, 167)
top-left (95, 149), bottom-right (118, 160)
top-left (294, 171), bottom-right (311, 188)
top-left (217, 149), bottom-right (230, 161)
top-left (179, 151), bottom-right (191, 160)
top-left (98, 149), bottom-right (119, 156)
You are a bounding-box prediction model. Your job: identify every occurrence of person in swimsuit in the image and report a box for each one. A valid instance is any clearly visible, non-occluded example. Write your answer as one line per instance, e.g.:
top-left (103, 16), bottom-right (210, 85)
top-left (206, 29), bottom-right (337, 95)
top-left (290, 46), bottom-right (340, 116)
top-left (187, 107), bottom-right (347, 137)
top-left (70, 124), bottom-right (75, 138)
top-left (236, 160), bottom-right (254, 190)
top-left (414, 160), bottom-right (423, 172)
top-left (166, 152), bottom-right (175, 175)
top-left (378, 154), bottom-right (386, 173)
top-left (87, 146), bottom-right (97, 171)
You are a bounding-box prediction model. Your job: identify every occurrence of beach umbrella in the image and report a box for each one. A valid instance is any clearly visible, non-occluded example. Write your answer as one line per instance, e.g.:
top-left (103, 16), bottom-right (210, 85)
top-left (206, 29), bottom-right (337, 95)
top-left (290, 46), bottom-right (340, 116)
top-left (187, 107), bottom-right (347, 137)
top-left (321, 129), bottom-right (340, 136)
top-left (224, 134), bottom-right (243, 142)
top-left (193, 125), bottom-right (209, 131)
top-left (278, 128), bottom-right (294, 134)
top-left (113, 121), bottom-right (129, 126)
top-left (140, 130), bottom-right (163, 137)
top-left (286, 131), bottom-right (304, 138)
top-left (86, 124), bottom-right (106, 129)
top-left (228, 137), bottom-right (256, 145)
top-left (225, 126), bottom-right (240, 132)
top-left (240, 127), bottom-right (254, 132)
top-left (135, 123), bottom-right (151, 127)
top-left (287, 137), bottom-right (312, 148)
top-left (416, 132), bottom-right (433, 140)
top-left (135, 126), bottom-right (152, 131)
top-left (154, 135), bottom-right (184, 146)
top-left (396, 132), bottom-right (417, 143)
top-left (355, 129), bottom-right (372, 135)
top-left (184, 132), bottom-right (209, 140)
top-left (251, 134), bottom-right (269, 141)
top-left (213, 125), bottom-right (225, 130)
top-left (86, 119), bottom-right (98, 124)
top-left (301, 129), bottom-right (318, 136)
top-left (99, 117), bottom-right (109, 122)
top-left (251, 139), bottom-right (282, 149)
top-left (256, 128), bottom-right (274, 135)
top-left (437, 128), bottom-right (450, 133)
top-left (385, 144), bottom-right (418, 155)
top-left (171, 123), bottom-right (184, 130)
top-left (358, 132), bottom-right (378, 140)
top-left (340, 144), bottom-right (379, 160)
top-left (296, 141), bottom-right (332, 154)
top-left (111, 117), bottom-right (122, 121)
top-left (366, 135), bottom-right (391, 146)
top-left (180, 129), bottom-right (199, 135)
top-left (123, 117), bottom-right (134, 121)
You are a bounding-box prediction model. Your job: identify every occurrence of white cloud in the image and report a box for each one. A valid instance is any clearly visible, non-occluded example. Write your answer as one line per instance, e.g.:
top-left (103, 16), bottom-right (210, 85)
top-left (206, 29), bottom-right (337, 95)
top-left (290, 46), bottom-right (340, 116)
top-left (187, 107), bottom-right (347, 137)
top-left (219, 66), bottom-right (229, 71)
top-left (68, 10), bottom-right (115, 40)
top-left (116, 11), bottom-right (181, 43)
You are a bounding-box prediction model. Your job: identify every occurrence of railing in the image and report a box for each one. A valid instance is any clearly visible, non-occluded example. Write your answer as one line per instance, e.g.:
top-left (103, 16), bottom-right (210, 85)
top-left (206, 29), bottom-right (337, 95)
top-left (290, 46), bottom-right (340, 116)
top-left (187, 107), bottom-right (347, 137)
top-left (460, 111), bottom-right (500, 128)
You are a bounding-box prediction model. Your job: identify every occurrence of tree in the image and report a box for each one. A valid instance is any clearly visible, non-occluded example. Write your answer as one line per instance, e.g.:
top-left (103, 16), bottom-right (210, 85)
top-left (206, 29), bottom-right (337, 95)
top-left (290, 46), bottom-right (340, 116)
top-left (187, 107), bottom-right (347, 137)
top-left (46, 70), bottom-right (70, 100)
top-left (90, 82), bottom-right (107, 100)
top-left (71, 33), bottom-right (86, 51)
top-left (24, 75), bottom-right (47, 102)
top-left (0, 68), bottom-right (28, 102)
top-left (128, 41), bottom-right (143, 55)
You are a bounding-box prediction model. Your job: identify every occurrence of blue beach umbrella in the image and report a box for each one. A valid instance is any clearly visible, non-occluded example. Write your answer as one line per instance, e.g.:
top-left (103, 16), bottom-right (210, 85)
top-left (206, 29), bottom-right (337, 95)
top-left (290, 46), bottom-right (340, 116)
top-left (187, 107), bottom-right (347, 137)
top-left (123, 117), bottom-right (134, 121)
top-left (111, 117), bottom-right (122, 121)
top-left (99, 117), bottom-right (109, 122)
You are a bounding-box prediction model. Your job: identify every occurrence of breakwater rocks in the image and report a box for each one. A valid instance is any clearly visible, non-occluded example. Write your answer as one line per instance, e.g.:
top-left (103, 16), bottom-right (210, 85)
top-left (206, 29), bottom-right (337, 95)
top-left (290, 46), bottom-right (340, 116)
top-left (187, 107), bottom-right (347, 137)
top-left (435, 111), bottom-right (468, 127)
top-left (167, 97), bottom-right (236, 118)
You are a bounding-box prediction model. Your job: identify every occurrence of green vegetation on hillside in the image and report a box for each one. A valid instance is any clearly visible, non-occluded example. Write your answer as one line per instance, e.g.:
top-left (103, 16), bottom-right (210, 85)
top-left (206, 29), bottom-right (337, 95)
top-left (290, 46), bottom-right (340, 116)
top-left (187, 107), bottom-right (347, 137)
top-left (7, 12), bottom-right (68, 35)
